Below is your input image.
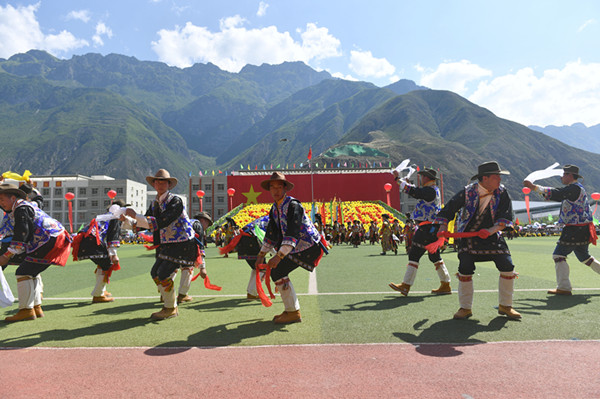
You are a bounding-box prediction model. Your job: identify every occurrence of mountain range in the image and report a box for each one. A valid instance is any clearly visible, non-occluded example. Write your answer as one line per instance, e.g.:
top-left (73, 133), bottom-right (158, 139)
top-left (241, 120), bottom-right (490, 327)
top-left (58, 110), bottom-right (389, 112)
top-left (1, 49), bottom-right (599, 200)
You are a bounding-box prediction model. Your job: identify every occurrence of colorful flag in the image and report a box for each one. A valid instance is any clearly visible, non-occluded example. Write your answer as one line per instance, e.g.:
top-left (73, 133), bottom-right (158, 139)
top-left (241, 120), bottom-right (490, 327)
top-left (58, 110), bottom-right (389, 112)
top-left (307, 147), bottom-right (312, 160)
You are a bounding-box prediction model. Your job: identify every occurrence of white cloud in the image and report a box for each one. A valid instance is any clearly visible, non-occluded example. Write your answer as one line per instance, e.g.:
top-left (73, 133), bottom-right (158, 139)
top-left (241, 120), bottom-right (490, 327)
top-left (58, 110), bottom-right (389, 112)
top-left (257, 2), bottom-right (269, 17)
top-left (66, 10), bottom-right (90, 23)
top-left (151, 19), bottom-right (341, 71)
top-left (348, 50), bottom-right (395, 78)
top-left (578, 19), bottom-right (596, 33)
top-left (92, 22), bottom-right (113, 46)
top-left (469, 60), bottom-right (600, 126)
top-left (331, 71), bottom-right (358, 81)
top-left (0, 3), bottom-right (88, 58)
top-left (417, 60), bottom-right (492, 96)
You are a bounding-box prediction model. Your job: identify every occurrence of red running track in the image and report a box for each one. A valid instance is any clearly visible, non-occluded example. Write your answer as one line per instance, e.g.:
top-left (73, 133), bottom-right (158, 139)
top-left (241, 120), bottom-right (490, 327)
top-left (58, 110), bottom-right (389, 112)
top-left (1, 341), bottom-right (599, 398)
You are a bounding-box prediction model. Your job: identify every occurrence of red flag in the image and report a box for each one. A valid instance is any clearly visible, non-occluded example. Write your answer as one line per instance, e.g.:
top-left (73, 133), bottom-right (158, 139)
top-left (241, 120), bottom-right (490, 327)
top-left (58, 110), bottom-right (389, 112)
top-left (307, 147), bottom-right (312, 160)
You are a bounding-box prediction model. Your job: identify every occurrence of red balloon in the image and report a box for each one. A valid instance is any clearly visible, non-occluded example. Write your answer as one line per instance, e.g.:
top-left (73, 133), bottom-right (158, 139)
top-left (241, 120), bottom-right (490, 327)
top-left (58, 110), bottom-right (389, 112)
top-left (227, 188), bottom-right (236, 196)
top-left (384, 183), bottom-right (392, 191)
top-left (107, 190), bottom-right (117, 199)
top-left (64, 192), bottom-right (75, 201)
top-left (522, 187), bottom-right (531, 195)
top-left (196, 190), bottom-right (205, 198)
top-left (591, 192), bottom-right (600, 201)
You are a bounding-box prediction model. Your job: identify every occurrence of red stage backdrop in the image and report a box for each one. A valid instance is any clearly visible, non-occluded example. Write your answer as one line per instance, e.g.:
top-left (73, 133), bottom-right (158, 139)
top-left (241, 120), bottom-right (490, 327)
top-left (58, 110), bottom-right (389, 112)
top-left (227, 169), bottom-right (400, 209)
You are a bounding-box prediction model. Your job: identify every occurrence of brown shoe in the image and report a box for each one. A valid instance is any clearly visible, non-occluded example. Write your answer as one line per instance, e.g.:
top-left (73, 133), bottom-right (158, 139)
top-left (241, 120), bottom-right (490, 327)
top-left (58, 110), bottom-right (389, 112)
top-left (498, 305), bottom-right (522, 320)
top-left (177, 294), bottom-right (193, 304)
top-left (431, 281), bottom-right (452, 295)
top-left (5, 308), bottom-right (36, 322)
top-left (92, 295), bottom-right (115, 303)
top-left (33, 304), bottom-right (44, 318)
top-left (272, 311), bottom-right (286, 321)
top-left (150, 307), bottom-right (178, 320)
top-left (246, 293), bottom-right (260, 301)
top-left (547, 289), bottom-right (572, 296)
top-left (389, 282), bottom-right (411, 296)
top-left (453, 308), bottom-right (473, 319)
top-left (274, 310), bottom-right (301, 324)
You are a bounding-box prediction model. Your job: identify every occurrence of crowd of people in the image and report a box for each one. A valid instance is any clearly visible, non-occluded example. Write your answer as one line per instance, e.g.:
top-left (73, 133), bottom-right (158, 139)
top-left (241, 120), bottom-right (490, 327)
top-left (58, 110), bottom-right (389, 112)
top-left (2, 161), bottom-right (600, 324)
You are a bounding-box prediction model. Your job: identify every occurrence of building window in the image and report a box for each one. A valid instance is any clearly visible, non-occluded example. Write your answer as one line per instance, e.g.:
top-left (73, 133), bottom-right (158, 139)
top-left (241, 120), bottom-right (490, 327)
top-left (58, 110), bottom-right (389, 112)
top-left (104, 188), bottom-right (111, 194)
top-left (54, 200), bottom-right (62, 209)
top-left (78, 212), bottom-right (86, 220)
top-left (217, 209), bottom-right (224, 216)
top-left (117, 187), bottom-right (123, 194)
top-left (54, 188), bottom-right (63, 196)
top-left (91, 200), bottom-right (98, 207)
top-left (204, 184), bottom-right (211, 191)
top-left (217, 196), bottom-right (224, 203)
top-left (217, 184), bottom-right (225, 191)
top-left (104, 200), bottom-right (111, 207)
top-left (205, 197), bottom-right (212, 204)
top-left (91, 188), bottom-right (99, 195)
top-left (43, 200), bottom-right (50, 209)
top-left (42, 188), bottom-right (50, 196)
top-left (192, 184), bottom-right (199, 191)
top-left (79, 200), bottom-right (86, 207)
top-left (79, 187), bottom-right (87, 195)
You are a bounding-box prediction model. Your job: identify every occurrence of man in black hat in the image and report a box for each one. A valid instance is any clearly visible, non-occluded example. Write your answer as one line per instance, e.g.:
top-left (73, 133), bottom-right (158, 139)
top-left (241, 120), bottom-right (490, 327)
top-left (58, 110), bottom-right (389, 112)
top-left (255, 172), bottom-right (326, 324)
top-left (125, 169), bottom-right (200, 320)
top-left (435, 161), bottom-right (521, 320)
top-left (524, 164), bottom-right (600, 295)
top-left (0, 183), bottom-right (72, 322)
top-left (389, 168), bottom-right (452, 296)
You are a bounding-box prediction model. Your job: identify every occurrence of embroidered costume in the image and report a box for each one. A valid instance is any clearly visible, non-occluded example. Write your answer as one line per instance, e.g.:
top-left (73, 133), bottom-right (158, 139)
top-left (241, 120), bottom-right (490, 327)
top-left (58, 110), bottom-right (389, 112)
top-left (0, 184), bottom-right (71, 322)
top-left (257, 172), bottom-right (326, 324)
top-left (528, 164), bottom-right (600, 295)
top-left (434, 162), bottom-right (520, 320)
top-left (389, 168), bottom-right (451, 296)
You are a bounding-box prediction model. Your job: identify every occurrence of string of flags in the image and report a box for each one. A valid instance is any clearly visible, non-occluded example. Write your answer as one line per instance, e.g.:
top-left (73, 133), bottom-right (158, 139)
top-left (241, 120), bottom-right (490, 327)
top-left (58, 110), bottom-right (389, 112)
top-left (194, 160), bottom-right (395, 177)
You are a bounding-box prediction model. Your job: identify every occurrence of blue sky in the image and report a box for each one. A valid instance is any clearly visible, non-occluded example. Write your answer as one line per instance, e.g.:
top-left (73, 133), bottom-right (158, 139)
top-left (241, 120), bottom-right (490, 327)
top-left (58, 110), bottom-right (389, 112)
top-left (1, 0), bottom-right (599, 127)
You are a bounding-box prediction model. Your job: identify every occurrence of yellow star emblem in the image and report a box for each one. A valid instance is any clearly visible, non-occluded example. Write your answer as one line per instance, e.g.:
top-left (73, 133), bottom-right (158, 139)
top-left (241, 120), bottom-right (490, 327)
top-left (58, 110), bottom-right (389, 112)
top-left (242, 184), bottom-right (262, 204)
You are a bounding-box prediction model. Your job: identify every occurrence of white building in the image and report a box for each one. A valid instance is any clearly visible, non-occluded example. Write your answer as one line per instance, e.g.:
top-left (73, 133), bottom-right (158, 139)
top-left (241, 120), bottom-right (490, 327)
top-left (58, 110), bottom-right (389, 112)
top-left (26, 174), bottom-right (147, 232)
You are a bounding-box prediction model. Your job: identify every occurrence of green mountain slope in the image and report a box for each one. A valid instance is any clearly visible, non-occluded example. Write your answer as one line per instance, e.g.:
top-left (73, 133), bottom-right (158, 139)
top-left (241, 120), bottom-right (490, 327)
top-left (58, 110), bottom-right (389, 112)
top-left (0, 72), bottom-right (210, 185)
top-left (336, 90), bottom-right (600, 197)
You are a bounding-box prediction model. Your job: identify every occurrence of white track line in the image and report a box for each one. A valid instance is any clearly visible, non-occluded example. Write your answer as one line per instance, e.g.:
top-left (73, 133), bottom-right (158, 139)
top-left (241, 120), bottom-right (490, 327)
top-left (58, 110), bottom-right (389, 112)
top-left (22, 287), bottom-right (600, 301)
top-left (1, 339), bottom-right (599, 351)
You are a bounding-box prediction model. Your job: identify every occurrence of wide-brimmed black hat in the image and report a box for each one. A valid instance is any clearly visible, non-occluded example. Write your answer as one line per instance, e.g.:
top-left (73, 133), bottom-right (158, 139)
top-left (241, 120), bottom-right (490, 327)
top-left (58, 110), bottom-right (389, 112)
top-left (0, 183), bottom-right (27, 199)
top-left (418, 168), bottom-right (438, 180)
top-left (194, 211), bottom-right (213, 227)
top-left (146, 169), bottom-right (178, 189)
top-left (260, 171), bottom-right (294, 191)
top-left (563, 164), bottom-right (582, 179)
top-left (471, 161), bottom-right (510, 180)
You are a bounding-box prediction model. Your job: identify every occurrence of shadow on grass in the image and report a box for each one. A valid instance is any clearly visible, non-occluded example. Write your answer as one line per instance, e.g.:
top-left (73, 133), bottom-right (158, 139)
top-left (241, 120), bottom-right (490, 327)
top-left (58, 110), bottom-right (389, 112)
top-left (394, 316), bottom-right (510, 357)
top-left (184, 297), bottom-right (256, 313)
top-left (0, 316), bottom-right (151, 347)
top-left (514, 293), bottom-right (600, 315)
top-left (327, 295), bottom-right (424, 314)
top-left (144, 319), bottom-right (287, 354)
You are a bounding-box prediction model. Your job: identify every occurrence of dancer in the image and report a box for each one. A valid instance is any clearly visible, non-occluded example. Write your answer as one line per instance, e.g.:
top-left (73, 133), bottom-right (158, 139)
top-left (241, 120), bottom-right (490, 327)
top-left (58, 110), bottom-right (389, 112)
top-left (125, 169), bottom-right (199, 320)
top-left (524, 164), bottom-right (600, 295)
top-left (255, 172), bottom-right (327, 324)
top-left (389, 168), bottom-right (451, 296)
top-left (434, 162), bottom-right (521, 320)
top-left (0, 183), bottom-right (71, 322)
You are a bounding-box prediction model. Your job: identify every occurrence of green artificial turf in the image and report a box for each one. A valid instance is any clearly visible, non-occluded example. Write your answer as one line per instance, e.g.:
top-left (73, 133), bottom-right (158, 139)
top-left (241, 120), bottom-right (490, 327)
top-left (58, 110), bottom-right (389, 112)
top-left (1, 236), bottom-right (600, 348)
